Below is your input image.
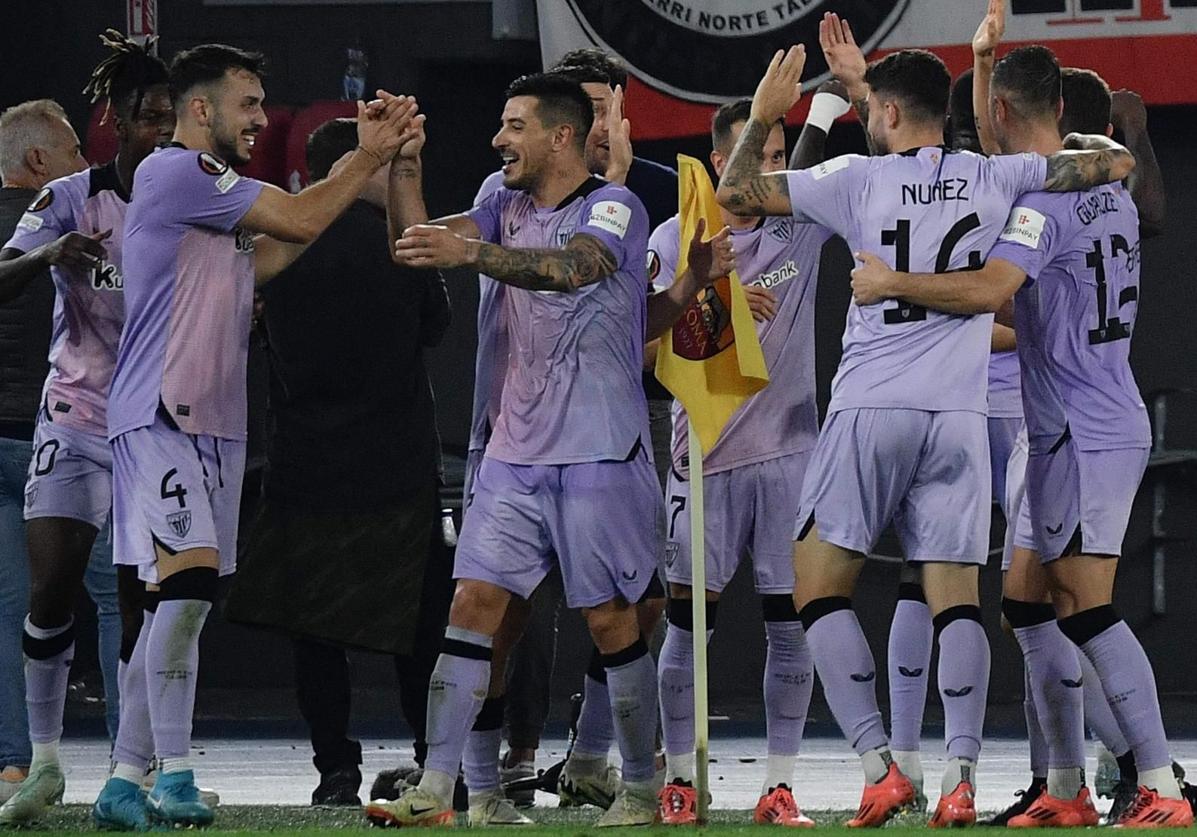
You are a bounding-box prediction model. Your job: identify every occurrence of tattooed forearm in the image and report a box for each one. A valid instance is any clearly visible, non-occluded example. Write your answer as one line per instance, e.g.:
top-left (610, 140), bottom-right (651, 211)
top-left (716, 118), bottom-right (792, 215)
top-left (473, 233), bottom-right (617, 292)
top-left (1043, 147), bottom-right (1135, 192)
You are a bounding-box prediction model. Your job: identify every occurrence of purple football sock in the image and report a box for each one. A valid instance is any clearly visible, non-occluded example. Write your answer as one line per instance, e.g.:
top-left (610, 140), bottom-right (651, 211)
top-left (112, 610), bottom-right (154, 771)
top-left (887, 596), bottom-right (932, 753)
top-left (604, 639), bottom-right (658, 784)
top-left (801, 602), bottom-right (888, 756)
top-left (763, 619), bottom-right (813, 757)
top-left (145, 600), bottom-right (209, 760)
top-left (1012, 620), bottom-right (1084, 772)
top-left (935, 609), bottom-right (989, 764)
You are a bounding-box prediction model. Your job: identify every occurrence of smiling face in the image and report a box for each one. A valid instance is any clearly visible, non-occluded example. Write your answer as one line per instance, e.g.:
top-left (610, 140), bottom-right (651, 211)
top-left (203, 68), bottom-right (267, 165)
top-left (493, 94), bottom-right (560, 192)
top-left (580, 81), bottom-right (613, 175)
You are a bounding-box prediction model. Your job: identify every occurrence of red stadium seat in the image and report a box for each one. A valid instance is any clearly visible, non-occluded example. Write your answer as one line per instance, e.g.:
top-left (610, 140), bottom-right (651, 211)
top-left (234, 105), bottom-right (293, 189)
top-left (84, 102), bottom-right (119, 167)
top-left (284, 100), bottom-right (357, 190)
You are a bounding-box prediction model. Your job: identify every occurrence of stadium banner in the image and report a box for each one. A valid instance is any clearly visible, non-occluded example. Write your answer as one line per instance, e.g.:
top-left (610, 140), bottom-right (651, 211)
top-left (539, 0), bottom-right (1197, 140)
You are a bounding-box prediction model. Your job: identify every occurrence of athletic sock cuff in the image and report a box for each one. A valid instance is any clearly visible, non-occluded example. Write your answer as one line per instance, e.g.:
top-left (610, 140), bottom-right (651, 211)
top-left (586, 646), bottom-right (607, 684)
top-left (442, 625), bottom-right (493, 660)
top-left (22, 618), bottom-right (76, 660)
top-left (667, 598), bottom-right (717, 631)
top-left (1057, 605), bottom-right (1120, 646)
top-left (798, 596), bottom-right (852, 631)
top-left (761, 594), bottom-right (801, 622)
top-left (472, 696), bottom-right (505, 731)
top-left (1002, 597), bottom-right (1056, 629)
top-left (600, 636), bottom-right (649, 670)
top-left (157, 566), bottom-right (218, 602)
top-left (932, 604), bottom-right (983, 634)
top-left (897, 583), bottom-right (927, 604)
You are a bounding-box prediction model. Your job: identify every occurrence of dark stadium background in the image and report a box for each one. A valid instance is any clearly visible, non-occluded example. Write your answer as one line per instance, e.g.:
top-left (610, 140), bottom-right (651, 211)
top-left (2, 0), bottom-right (1195, 738)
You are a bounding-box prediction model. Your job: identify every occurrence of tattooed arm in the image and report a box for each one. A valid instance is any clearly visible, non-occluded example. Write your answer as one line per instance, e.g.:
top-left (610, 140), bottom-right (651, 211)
top-left (471, 234), bottom-right (617, 292)
top-left (1043, 135), bottom-right (1135, 191)
top-left (715, 118), bottom-right (793, 216)
top-left (394, 223), bottom-right (618, 293)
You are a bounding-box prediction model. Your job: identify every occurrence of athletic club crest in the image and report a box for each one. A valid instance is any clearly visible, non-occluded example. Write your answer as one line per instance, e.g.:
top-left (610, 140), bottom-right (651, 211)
top-left (562, 0), bottom-right (910, 102)
top-left (166, 510), bottom-right (192, 538)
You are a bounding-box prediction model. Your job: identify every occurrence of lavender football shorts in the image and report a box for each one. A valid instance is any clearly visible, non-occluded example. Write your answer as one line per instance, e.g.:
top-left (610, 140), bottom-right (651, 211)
top-left (664, 450), bottom-right (810, 595)
top-left (454, 448), bottom-right (664, 609)
top-left (988, 415), bottom-right (1023, 515)
top-left (795, 408), bottom-right (991, 565)
top-left (24, 415), bottom-right (112, 530)
top-left (1004, 423), bottom-right (1031, 570)
top-left (112, 410), bottom-right (246, 583)
top-left (1025, 434), bottom-right (1147, 562)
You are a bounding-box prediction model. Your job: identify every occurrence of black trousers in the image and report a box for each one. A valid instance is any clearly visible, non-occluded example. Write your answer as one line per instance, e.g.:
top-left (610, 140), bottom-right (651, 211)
top-left (293, 517), bottom-right (454, 775)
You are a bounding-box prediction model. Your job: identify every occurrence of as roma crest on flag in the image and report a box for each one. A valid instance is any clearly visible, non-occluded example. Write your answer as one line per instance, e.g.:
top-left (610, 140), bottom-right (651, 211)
top-left (559, 0), bottom-right (909, 102)
top-left (672, 284), bottom-right (734, 362)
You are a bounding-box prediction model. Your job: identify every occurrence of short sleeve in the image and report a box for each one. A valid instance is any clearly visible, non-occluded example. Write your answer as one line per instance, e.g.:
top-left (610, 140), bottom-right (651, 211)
top-left (4, 179), bottom-right (78, 253)
top-left (464, 188), bottom-right (508, 244)
top-left (647, 216), bottom-right (681, 292)
top-left (986, 193), bottom-right (1061, 285)
top-left (158, 151), bottom-right (264, 233)
top-left (987, 152), bottom-right (1048, 203)
top-left (784, 154), bottom-right (868, 237)
top-left (576, 185), bottom-right (649, 273)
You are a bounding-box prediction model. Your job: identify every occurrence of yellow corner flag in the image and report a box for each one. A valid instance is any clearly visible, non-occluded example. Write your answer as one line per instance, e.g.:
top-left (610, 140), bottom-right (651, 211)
top-left (654, 154), bottom-right (769, 454)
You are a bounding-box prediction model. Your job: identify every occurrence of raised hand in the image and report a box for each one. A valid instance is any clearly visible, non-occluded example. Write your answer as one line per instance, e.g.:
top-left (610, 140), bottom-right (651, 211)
top-left (850, 251), bottom-right (897, 306)
top-left (356, 92), bottom-right (418, 165)
top-left (686, 218), bottom-right (734, 284)
top-left (751, 45), bottom-right (807, 124)
top-left (604, 84), bottom-right (633, 184)
top-left (41, 229), bottom-right (110, 271)
top-left (1110, 89), bottom-right (1147, 134)
top-left (972, 0), bottom-right (1005, 58)
top-left (394, 223), bottom-right (473, 269)
top-left (819, 13), bottom-right (867, 99)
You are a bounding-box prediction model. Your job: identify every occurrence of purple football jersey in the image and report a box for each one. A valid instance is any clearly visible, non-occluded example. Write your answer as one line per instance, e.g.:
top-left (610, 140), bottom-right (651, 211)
top-left (5, 163), bottom-right (130, 435)
top-left (989, 183), bottom-right (1150, 453)
top-left (468, 170), bottom-right (508, 453)
top-left (786, 148), bottom-right (1047, 415)
top-left (988, 350), bottom-right (1022, 418)
top-left (649, 214), bottom-right (831, 475)
top-left (108, 146), bottom-right (263, 441)
top-left (464, 177), bottom-right (651, 465)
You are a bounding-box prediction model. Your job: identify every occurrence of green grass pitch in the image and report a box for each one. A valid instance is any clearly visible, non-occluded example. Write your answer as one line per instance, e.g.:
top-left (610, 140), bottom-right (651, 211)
top-left (15, 804), bottom-right (1102, 835)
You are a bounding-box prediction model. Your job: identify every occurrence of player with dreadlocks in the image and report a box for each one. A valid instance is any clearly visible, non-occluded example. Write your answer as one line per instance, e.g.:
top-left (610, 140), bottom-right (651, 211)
top-left (0, 30), bottom-right (174, 827)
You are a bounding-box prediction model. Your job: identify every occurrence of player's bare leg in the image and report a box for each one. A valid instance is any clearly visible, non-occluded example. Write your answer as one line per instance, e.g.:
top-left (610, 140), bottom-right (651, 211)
top-left (1048, 553), bottom-right (1191, 826)
top-left (0, 518), bottom-right (97, 824)
top-left (582, 598), bottom-right (659, 827)
top-left (887, 563), bottom-right (932, 810)
top-left (793, 527), bottom-right (913, 827)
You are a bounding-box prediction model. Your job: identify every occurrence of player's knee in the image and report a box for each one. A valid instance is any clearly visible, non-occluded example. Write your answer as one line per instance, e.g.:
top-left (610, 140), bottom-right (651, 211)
top-left (157, 566), bottom-right (218, 602)
top-left (921, 563), bottom-right (980, 613)
top-left (583, 600), bottom-right (639, 654)
top-left (448, 579), bottom-right (510, 633)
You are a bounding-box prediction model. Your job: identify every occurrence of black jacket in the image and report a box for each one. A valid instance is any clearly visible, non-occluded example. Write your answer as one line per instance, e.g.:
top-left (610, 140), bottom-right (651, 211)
top-left (258, 200), bottom-right (450, 509)
top-left (0, 187), bottom-right (53, 437)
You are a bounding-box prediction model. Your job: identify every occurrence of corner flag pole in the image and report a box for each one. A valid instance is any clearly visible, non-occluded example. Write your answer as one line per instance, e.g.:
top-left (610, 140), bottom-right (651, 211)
top-left (688, 417), bottom-right (710, 825)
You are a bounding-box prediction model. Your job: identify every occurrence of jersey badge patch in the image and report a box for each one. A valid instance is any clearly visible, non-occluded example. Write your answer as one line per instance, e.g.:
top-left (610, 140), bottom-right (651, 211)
top-left (999, 206), bottom-right (1046, 249)
top-left (586, 201), bottom-right (631, 239)
top-left (27, 187), bottom-right (53, 212)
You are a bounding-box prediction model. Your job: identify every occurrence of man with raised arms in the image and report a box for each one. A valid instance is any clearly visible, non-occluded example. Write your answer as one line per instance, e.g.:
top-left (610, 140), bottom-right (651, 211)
top-left (716, 31), bottom-right (1132, 827)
